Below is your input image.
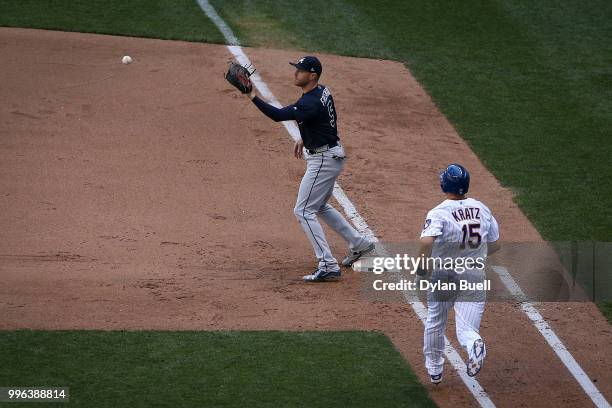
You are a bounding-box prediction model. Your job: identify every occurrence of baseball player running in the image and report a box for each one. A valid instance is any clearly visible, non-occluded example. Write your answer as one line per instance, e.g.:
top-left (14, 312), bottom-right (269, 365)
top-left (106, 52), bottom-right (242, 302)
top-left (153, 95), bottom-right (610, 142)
top-left (225, 56), bottom-right (374, 282)
top-left (418, 164), bottom-right (500, 384)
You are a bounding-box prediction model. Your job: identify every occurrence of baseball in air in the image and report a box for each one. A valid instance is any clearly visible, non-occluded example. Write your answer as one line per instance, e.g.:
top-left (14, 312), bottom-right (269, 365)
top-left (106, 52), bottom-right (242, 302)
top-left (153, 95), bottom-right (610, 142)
top-left (122, 55), bottom-right (133, 64)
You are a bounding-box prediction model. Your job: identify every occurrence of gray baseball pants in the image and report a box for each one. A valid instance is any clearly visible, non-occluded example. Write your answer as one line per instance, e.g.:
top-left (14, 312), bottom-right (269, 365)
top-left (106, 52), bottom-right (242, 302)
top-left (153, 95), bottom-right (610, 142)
top-left (293, 144), bottom-right (367, 272)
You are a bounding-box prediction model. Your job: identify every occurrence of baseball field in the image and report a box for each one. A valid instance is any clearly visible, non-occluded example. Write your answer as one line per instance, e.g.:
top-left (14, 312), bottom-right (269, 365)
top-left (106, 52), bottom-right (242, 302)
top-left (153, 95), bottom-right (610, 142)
top-left (0, 1), bottom-right (610, 407)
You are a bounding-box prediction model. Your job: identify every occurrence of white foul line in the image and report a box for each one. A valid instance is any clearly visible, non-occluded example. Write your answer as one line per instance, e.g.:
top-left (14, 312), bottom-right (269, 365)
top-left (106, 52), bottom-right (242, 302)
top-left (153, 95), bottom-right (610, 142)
top-left (492, 266), bottom-right (610, 408)
top-left (196, 1), bottom-right (495, 407)
top-left (200, 2), bottom-right (612, 407)
top-left (196, 0), bottom-right (239, 45)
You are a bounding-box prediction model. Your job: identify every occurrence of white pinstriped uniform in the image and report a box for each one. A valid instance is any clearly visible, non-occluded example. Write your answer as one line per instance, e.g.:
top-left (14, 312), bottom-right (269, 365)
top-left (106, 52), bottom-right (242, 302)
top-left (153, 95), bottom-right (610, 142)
top-left (420, 198), bottom-right (499, 376)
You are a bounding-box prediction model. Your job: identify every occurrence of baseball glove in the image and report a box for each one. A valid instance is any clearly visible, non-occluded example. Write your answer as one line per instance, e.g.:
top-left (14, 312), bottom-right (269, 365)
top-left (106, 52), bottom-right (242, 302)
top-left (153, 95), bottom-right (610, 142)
top-left (224, 61), bottom-right (255, 94)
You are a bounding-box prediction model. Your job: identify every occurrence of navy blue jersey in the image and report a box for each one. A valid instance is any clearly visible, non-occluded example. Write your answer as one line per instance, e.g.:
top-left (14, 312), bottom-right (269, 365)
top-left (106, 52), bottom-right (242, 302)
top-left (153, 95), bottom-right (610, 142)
top-left (291, 85), bottom-right (339, 149)
top-left (251, 84), bottom-right (340, 149)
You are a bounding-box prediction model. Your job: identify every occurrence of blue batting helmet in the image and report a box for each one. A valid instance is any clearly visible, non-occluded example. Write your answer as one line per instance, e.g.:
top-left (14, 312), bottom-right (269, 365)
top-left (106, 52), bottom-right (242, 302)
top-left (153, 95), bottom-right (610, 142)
top-left (440, 164), bottom-right (470, 195)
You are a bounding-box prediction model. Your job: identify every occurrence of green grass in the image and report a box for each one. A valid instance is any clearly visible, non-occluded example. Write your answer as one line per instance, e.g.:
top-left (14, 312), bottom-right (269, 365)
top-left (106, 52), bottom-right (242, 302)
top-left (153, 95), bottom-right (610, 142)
top-left (207, 0), bottom-right (612, 242)
top-left (208, 0), bottom-right (612, 321)
top-left (1, 1), bottom-right (609, 238)
top-left (1, 3), bottom-right (609, 235)
top-left (4, 0), bottom-right (607, 240)
top-left (0, 0), bottom-right (223, 43)
top-left (597, 302), bottom-right (612, 323)
top-left (0, 330), bottom-right (436, 408)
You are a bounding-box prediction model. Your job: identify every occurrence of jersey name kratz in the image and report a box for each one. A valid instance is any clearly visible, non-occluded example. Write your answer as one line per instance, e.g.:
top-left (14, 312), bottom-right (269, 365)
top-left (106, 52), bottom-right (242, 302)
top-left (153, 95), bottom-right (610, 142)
top-left (320, 87), bottom-right (331, 106)
top-left (451, 207), bottom-right (480, 222)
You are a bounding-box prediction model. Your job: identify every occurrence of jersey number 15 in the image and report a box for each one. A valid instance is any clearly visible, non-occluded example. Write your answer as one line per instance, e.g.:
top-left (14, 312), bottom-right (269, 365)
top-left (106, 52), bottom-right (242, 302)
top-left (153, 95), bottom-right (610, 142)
top-left (460, 223), bottom-right (481, 249)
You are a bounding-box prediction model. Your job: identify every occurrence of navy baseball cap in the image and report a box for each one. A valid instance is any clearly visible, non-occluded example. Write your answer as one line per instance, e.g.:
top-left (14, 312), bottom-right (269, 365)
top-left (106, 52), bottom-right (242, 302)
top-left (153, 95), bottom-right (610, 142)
top-left (289, 56), bottom-right (322, 76)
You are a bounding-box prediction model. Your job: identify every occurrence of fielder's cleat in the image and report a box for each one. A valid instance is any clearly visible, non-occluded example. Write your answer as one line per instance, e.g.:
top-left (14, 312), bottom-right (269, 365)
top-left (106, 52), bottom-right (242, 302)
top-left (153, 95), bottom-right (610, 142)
top-left (466, 338), bottom-right (486, 377)
top-left (341, 241), bottom-right (375, 267)
top-left (303, 269), bottom-right (341, 282)
top-left (430, 373), bottom-right (443, 384)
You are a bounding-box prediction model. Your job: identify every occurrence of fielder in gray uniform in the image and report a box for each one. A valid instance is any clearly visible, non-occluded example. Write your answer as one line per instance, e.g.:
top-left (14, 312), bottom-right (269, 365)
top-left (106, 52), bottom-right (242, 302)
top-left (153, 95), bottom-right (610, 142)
top-left (245, 56), bottom-right (374, 282)
top-left (418, 164), bottom-right (501, 384)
